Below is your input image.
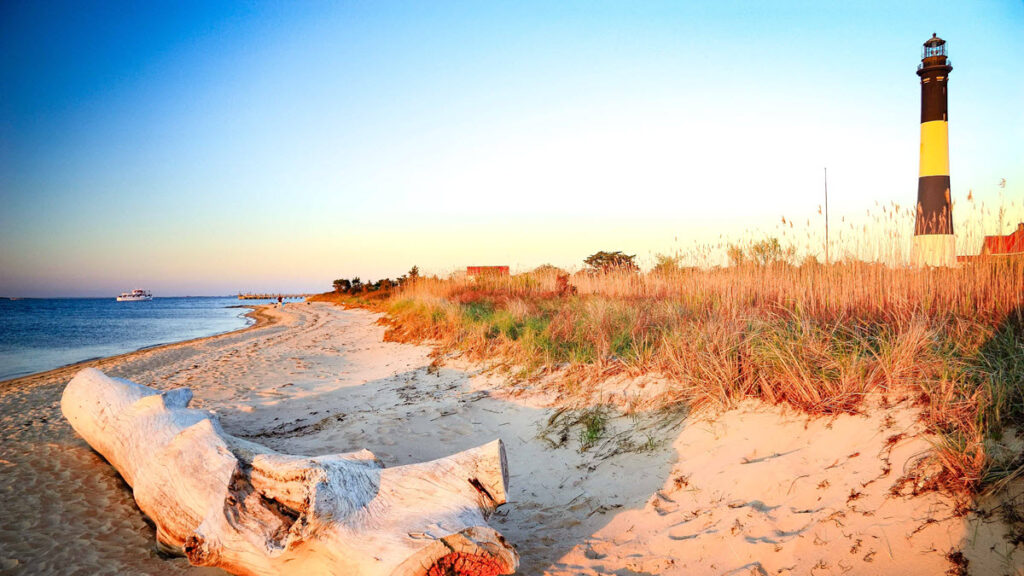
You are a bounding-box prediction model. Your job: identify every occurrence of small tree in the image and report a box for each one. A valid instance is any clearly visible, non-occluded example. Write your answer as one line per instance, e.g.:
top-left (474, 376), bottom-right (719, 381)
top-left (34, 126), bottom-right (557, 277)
top-left (584, 251), bottom-right (639, 273)
top-left (651, 253), bottom-right (682, 276)
top-left (532, 264), bottom-right (565, 276)
top-left (333, 278), bottom-right (351, 293)
top-left (727, 238), bottom-right (795, 267)
top-left (407, 265), bottom-right (420, 280)
top-left (749, 237), bottom-right (795, 267)
top-left (350, 277), bottom-right (362, 291)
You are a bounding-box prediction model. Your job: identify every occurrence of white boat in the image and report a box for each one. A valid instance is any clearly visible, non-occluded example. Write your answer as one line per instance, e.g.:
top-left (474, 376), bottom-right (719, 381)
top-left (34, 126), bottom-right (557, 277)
top-left (117, 289), bottom-right (153, 302)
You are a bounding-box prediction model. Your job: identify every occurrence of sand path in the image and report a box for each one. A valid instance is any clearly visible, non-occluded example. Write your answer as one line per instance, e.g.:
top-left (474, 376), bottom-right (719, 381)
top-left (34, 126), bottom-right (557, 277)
top-left (1, 302), bottom-right (1019, 575)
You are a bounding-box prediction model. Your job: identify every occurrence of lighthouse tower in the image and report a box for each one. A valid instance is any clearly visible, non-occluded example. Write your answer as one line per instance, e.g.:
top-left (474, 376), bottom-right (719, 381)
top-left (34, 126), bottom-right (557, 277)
top-left (912, 33), bottom-right (955, 267)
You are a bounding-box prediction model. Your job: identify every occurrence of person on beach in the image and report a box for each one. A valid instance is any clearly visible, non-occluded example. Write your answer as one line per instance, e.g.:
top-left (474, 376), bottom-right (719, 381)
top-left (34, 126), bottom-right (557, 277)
top-left (277, 296), bottom-right (283, 307)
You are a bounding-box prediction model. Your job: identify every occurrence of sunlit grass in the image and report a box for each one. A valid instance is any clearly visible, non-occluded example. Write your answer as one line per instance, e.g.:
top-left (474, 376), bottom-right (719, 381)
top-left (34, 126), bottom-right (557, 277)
top-left (323, 198), bottom-right (1023, 496)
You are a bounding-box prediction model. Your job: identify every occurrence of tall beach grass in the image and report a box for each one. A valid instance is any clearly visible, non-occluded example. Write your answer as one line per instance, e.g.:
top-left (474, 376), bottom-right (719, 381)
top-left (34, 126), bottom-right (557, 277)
top-left (323, 201), bottom-right (1024, 497)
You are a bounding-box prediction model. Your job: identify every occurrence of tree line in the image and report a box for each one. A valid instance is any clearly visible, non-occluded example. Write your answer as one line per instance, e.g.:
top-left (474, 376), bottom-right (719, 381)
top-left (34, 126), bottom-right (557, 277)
top-left (333, 266), bottom-right (420, 294)
top-left (332, 239), bottom-right (800, 293)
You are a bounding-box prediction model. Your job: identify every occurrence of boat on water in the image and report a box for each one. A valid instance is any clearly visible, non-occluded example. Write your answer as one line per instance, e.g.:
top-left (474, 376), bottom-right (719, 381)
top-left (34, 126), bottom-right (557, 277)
top-left (117, 289), bottom-right (153, 302)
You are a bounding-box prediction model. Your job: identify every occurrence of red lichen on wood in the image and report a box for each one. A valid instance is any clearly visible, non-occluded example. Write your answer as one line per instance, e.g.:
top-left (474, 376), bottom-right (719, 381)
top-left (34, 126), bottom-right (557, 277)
top-left (426, 552), bottom-right (507, 576)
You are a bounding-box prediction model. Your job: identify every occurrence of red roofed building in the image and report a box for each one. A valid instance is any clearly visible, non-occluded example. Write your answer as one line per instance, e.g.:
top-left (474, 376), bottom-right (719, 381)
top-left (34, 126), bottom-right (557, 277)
top-left (980, 223), bottom-right (1024, 257)
top-left (466, 266), bottom-right (509, 279)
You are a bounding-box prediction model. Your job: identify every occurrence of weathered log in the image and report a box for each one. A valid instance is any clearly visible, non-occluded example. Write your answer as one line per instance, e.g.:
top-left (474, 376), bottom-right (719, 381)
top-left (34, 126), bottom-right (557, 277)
top-left (61, 368), bottom-right (518, 576)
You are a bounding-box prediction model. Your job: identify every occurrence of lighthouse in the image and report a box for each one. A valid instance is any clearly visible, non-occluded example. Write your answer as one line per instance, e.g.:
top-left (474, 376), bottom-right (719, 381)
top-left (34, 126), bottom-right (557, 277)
top-left (912, 33), bottom-right (955, 267)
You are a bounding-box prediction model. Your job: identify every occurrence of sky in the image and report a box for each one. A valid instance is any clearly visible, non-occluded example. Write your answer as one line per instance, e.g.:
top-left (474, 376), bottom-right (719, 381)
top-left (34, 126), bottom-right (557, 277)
top-left (1, 1), bottom-right (1022, 297)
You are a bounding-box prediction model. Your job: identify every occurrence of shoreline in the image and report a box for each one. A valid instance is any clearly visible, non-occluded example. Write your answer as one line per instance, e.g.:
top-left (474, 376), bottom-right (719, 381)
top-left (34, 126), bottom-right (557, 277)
top-left (0, 301), bottom-right (1019, 575)
top-left (0, 305), bottom-right (277, 390)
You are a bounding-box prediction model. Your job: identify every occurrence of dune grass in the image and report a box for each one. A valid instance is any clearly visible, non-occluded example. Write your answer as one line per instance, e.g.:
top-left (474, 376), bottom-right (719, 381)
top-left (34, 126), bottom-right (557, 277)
top-left (325, 254), bottom-right (1023, 497)
top-left (315, 197), bottom-right (1024, 496)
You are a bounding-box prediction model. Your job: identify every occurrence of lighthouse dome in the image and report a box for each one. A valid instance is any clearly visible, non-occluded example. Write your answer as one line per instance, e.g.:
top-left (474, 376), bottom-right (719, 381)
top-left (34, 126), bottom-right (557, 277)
top-left (922, 33), bottom-right (948, 61)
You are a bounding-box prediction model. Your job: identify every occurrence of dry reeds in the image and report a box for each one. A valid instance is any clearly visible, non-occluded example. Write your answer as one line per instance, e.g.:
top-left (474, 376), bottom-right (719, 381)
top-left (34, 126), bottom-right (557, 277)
top-left (362, 252), bottom-right (1023, 496)
top-left (324, 196), bottom-right (1024, 496)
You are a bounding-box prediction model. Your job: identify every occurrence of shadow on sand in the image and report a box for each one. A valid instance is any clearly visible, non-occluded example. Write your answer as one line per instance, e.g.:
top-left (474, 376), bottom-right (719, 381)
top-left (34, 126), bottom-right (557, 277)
top-left (957, 305), bottom-right (1024, 575)
top-left (212, 365), bottom-right (687, 575)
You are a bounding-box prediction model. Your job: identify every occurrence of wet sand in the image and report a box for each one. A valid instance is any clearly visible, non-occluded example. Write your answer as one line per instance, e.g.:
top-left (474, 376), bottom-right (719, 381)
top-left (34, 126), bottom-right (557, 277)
top-left (1, 302), bottom-right (1020, 575)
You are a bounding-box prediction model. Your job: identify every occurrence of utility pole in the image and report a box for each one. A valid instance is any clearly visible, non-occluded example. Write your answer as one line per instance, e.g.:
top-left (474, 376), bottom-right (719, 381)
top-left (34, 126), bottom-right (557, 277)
top-left (824, 167), bottom-right (830, 265)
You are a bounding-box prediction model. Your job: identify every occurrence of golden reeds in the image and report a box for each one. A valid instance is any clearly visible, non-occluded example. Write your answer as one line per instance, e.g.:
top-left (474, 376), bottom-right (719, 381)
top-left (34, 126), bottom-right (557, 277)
top-left (325, 198), bottom-right (1024, 496)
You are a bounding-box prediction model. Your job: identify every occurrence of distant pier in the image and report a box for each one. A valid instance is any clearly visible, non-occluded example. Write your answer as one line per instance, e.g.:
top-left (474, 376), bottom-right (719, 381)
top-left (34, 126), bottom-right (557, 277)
top-left (237, 293), bottom-right (309, 300)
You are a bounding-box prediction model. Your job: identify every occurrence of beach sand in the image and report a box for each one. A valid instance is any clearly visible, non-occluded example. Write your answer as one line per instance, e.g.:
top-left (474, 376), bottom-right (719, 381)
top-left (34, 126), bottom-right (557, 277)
top-left (1, 302), bottom-right (1020, 575)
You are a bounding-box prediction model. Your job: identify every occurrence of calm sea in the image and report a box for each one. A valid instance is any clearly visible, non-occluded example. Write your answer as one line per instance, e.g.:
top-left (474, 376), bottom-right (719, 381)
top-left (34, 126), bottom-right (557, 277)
top-left (0, 297), bottom-right (259, 382)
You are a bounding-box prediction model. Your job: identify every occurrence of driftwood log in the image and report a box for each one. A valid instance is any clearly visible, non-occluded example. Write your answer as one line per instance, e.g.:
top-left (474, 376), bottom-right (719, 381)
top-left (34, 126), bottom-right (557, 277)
top-left (61, 368), bottom-right (518, 576)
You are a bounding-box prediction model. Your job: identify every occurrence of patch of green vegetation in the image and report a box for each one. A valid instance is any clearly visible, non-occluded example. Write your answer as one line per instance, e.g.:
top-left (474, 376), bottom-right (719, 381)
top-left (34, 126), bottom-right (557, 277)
top-left (461, 300), bottom-right (495, 323)
top-left (430, 308), bottom-right (446, 324)
top-left (534, 332), bottom-right (597, 364)
top-left (978, 315), bottom-right (1024, 435)
top-left (388, 298), bottom-right (416, 314)
top-left (486, 310), bottom-right (525, 340)
top-left (578, 408), bottom-right (607, 452)
top-left (641, 433), bottom-right (658, 452)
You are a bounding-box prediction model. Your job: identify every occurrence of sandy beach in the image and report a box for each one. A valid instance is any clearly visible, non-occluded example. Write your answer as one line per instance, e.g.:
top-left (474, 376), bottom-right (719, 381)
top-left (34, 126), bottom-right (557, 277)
top-left (1, 301), bottom-right (1020, 575)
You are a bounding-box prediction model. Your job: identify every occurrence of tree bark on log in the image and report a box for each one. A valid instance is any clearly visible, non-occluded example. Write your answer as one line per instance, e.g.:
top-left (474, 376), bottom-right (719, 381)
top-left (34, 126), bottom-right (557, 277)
top-left (61, 368), bottom-right (518, 576)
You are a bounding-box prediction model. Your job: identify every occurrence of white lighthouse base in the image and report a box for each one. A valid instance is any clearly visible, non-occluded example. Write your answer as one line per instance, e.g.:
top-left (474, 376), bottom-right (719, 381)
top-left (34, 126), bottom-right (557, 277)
top-left (912, 234), bottom-right (956, 268)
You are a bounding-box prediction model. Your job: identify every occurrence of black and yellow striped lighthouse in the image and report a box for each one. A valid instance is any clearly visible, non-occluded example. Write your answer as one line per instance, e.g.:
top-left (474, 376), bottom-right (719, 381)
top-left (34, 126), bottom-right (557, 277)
top-left (913, 33), bottom-right (955, 267)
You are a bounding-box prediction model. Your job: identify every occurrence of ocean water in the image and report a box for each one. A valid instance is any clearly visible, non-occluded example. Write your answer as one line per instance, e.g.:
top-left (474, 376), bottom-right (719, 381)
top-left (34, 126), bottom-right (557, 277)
top-left (0, 297), bottom-right (256, 381)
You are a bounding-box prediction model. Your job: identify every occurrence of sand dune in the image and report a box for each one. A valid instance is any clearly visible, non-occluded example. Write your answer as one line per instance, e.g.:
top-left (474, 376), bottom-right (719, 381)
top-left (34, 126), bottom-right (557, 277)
top-left (0, 302), bottom-right (1019, 575)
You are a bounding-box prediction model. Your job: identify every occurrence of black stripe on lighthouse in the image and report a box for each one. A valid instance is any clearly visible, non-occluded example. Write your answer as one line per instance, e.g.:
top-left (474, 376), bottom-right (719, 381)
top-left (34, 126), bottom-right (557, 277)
top-left (920, 76), bottom-right (948, 123)
top-left (915, 175), bottom-right (952, 235)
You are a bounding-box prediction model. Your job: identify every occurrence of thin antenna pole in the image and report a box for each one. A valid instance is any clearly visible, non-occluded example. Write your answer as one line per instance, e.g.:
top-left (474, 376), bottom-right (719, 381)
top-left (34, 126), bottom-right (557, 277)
top-left (824, 167), bottom-right (830, 265)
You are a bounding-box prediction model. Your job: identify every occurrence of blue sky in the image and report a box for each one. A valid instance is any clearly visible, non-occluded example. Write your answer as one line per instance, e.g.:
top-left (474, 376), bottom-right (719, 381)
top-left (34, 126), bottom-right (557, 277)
top-left (1, 1), bottom-right (1021, 296)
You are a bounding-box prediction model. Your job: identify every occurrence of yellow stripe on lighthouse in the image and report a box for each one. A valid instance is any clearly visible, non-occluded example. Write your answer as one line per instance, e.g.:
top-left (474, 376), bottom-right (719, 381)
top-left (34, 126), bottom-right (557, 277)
top-left (918, 120), bottom-right (949, 177)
